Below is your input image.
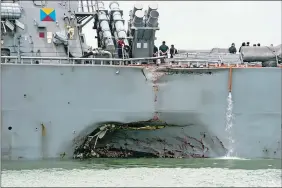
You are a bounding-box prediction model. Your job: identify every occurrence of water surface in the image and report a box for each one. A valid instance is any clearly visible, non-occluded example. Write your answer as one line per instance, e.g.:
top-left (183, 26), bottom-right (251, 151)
top-left (2, 158), bottom-right (281, 187)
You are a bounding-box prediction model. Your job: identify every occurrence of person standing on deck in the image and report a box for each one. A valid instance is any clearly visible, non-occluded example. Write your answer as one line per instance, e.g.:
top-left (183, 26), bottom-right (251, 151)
top-left (153, 45), bottom-right (158, 63)
top-left (159, 41), bottom-right (169, 63)
top-left (246, 42), bottom-right (250, 46)
top-left (117, 38), bottom-right (125, 58)
top-left (228, 43), bottom-right (237, 54)
top-left (153, 45), bottom-right (158, 56)
top-left (170, 44), bottom-right (178, 58)
top-left (159, 41), bottom-right (169, 57)
top-left (239, 42), bottom-right (246, 52)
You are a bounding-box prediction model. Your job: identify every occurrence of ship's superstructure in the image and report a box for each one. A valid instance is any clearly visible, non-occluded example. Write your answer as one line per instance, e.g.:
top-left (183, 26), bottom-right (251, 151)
top-left (0, 0), bottom-right (160, 63)
top-left (1, 1), bottom-right (281, 160)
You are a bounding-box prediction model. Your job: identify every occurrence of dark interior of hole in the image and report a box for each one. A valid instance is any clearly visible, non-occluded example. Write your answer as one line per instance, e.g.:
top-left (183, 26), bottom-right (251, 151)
top-left (73, 119), bottom-right (202, 160)
top-left (74, 131), bottom-right (171, 159)
top-left (74, 120), bottom-right (172, 159)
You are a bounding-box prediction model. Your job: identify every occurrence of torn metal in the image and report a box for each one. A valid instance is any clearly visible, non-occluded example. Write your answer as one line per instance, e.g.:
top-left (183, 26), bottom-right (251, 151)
top-left (73, 120), bottom-right (228, 159)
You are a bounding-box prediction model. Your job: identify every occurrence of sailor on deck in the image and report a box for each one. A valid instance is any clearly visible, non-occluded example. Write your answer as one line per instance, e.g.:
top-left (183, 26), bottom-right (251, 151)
top-left (239, 42), bottom-right (246, 53)
top-left (117, 38), bottom-right (125, 58)
top-left (228, 43), bottom-right (237, 54)
top-left (170, 44), bottom-right (178, 58)
top-left (159, 41), bottom-right (169, 63)
top-left (153, 45), bottom-right (158, 63)
top-left (153, 45), bottom-right (158, 56)
top-left (159, 41), bottom-right (169, 56)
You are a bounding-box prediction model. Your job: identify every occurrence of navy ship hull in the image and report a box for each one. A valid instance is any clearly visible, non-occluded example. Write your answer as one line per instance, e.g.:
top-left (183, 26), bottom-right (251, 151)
top-left (1, 64), bottom-right (281, 160)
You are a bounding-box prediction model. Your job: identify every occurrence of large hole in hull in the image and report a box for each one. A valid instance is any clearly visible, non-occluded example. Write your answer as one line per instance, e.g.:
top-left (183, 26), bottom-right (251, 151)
top-left (73, 120), bottom-right (228, 159)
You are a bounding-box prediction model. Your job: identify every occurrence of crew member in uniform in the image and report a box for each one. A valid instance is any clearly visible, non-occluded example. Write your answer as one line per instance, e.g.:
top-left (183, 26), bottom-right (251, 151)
top-left (239, 42), bottom-right (246, 53)
top-left (170, 44), bottom-right (178, 63)
top-left (159, 41), bottom-right (169, 63)
top-left (153, 45), bottom-right (158, 63)
top-left (169, 44), bottom-right (178, 58)
top-left (117, 38), bottom-right (125, 58)
top-left (228, 43), bottom-right (237, 54)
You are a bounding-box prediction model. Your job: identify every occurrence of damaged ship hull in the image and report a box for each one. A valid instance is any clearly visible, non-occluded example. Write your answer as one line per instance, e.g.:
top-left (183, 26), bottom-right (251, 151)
top-left (1, 65), bottom-right (281, 160)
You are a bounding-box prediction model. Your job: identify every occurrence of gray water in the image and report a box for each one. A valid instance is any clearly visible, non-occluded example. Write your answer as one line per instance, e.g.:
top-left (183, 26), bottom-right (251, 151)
top-left (1, 158), bottom-right (281, 187)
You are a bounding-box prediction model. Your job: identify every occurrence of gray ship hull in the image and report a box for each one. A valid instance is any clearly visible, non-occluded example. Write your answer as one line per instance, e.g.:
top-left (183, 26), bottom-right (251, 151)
top-left (1, 64), bottom-right (281, 160)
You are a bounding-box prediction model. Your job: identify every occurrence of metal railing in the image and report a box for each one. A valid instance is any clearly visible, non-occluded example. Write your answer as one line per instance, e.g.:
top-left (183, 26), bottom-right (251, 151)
top-left (174, 52), bottom-right (242, 63)
top-left (168, 52), bottom-right (243, 67)
top-left (1, 54), bottom-right (281, 68)
top-left (0, 56), bottom-right (166, 66)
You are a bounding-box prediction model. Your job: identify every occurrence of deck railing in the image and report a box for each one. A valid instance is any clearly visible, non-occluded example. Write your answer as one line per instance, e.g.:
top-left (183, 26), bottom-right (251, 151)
top-left (0, 55), bottom-right (281, 68)
top-left (0, 56), bottom-right (165, 65)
